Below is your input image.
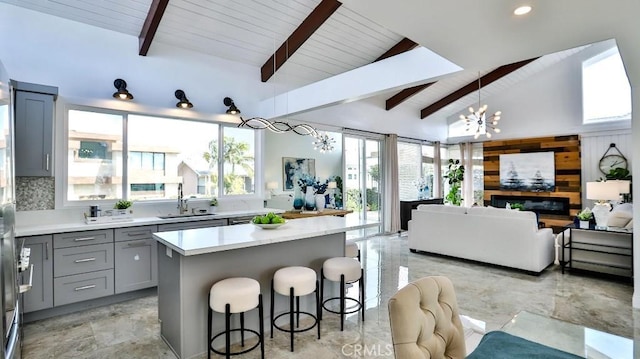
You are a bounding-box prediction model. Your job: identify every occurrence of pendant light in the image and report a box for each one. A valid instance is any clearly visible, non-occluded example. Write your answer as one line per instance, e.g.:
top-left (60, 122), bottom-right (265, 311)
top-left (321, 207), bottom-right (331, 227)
top-left (461, 73), bottom-right (501, 139)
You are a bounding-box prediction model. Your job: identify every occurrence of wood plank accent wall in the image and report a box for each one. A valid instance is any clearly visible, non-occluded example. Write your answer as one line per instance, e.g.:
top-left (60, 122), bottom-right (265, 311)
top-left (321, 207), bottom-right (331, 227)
top-left (483, 135), bottom-right (581, 228)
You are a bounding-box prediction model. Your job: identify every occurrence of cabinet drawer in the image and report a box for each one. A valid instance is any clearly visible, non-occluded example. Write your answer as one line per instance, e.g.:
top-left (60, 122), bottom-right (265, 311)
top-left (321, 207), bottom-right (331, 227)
top-left (157, 219), bottom-right (227, 232)
top-left (54, 269), bottom-right (114, 306)
top-left (54, 243), bottom-right (114, 277)
top-left (54, 229), bottom-right (113, 249)
top-left (115, 226), bottom-right (157, 242)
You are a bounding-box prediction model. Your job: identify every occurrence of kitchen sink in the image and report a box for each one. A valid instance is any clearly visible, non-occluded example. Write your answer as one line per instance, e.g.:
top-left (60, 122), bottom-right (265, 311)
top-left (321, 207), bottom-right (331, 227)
top-left (157, 213), bottom-right (215, 219)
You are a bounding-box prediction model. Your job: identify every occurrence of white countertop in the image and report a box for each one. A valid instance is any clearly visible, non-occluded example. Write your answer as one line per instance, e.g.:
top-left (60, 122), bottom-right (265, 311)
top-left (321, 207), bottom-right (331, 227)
top-left (153, 215), bottom-right (379, 256)
top-left (15, 209), bottom-right (284, 237)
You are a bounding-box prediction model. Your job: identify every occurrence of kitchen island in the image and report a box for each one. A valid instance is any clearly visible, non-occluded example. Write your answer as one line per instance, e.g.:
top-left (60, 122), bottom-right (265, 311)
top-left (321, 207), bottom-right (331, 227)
top-left (153, 215), bottom-right (379, 359)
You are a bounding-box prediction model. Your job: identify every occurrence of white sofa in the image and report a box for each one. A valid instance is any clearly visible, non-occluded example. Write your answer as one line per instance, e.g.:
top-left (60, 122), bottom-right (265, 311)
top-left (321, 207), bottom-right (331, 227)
top-left (408, 205), bottom-right (555, 273)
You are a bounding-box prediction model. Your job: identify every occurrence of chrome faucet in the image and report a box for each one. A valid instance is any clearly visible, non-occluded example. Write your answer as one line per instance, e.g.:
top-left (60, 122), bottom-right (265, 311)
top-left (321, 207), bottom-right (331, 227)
top-left (177, 183), bottom-right (188, 214)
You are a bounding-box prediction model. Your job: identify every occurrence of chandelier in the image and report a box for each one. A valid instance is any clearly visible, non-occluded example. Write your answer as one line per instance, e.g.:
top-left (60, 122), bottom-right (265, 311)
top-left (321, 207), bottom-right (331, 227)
top-left (238, 116), bottom-right (335, 153)
top-left (312, 132), bottom-right (336, 153)
top-left (461, 73), bottom-right (501, 139)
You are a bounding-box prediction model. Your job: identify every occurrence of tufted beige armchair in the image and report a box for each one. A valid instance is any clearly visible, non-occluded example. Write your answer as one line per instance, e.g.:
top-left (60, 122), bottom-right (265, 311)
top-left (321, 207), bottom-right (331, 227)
top-left (388, 276), bottom-right (466, 359)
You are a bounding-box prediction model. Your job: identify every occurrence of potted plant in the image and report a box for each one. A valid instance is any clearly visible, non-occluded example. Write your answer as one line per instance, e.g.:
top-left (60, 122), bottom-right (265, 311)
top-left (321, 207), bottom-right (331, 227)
top-left (511, 203), bottom-right (525, 211)
top-left (114, 199), bottom-right (132, 215)
top-left (576, 208), bottom-right (593, 229)
top-left (209, 197), bottom-right (218, 213)
top-left (443, 159), bottom-right (464, 206)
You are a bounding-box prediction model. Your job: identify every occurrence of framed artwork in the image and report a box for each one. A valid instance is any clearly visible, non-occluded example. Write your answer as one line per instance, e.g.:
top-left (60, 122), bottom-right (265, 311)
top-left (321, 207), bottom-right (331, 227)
top-left (500, 152), bottom-right (555, 192)
top-left (282, 157), bottom-right (315, 191)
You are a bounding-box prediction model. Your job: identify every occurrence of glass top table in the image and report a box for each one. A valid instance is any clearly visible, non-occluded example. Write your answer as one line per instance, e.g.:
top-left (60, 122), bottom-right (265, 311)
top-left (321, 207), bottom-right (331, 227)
top-left (501, 311), bottom-right (633, 358)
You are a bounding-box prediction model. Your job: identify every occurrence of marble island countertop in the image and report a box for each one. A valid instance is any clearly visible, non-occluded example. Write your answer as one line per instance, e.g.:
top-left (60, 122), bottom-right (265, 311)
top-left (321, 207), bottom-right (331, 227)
top-left (153, 215), bottom-right (379, 256)
top-left (15, 208), bottom-right (285, 237)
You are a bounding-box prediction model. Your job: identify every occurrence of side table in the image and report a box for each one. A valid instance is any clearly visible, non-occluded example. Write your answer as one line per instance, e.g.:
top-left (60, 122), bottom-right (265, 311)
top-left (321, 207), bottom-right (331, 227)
top-left (561, 224), bottom-right (633, 279)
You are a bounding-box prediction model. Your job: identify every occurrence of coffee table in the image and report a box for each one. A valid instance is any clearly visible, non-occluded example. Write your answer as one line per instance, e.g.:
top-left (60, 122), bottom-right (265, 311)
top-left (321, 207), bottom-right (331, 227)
top-left (501, 311), bottom-right (633, 358)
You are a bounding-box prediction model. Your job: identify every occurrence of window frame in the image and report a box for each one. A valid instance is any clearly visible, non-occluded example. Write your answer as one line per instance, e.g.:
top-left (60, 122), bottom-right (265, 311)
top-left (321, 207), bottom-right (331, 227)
top-left (63, 104), bottom-right (261, 207)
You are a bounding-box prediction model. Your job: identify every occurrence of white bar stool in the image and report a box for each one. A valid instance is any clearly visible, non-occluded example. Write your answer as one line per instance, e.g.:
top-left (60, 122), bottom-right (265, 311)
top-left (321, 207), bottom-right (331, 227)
top-left (270, 266), bottom-right (320, 352)
top-left (345, 240), bottom-right (361, 261)
top-left (208, 277), bottom-right (264, 359)
top-left (320, 257), bottom-right (364, 331)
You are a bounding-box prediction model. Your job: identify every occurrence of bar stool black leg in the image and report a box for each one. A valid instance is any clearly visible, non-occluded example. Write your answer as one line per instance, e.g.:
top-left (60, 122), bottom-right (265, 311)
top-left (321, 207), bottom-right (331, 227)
top-left (361, 268), bottom-right (365, 321)
top-left (315, 280), bottom-right (321, 339)
top-left (296, 296), bottom-right (301, 328)
top-left (208, 294), bottom-right (212, 359)
top-left (225, 303), bottom-right (231, 359)
top-left (270, 280), bottom-right (275, 339)
top-left (258, 294), bottom-right (265, 359)
top-left (240, 312), bottom-right (245, 346)
top-left (319, 269), bottom-right (324, 320)
top-left (289, 287), bottom-right (294, 352)
top-left (340, 274), bottom-right (345, 331)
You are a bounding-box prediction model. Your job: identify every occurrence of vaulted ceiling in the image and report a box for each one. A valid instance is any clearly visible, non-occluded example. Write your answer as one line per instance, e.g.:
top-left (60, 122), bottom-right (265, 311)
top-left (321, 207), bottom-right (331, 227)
top-left (3, 0), bottom-right (638, 126)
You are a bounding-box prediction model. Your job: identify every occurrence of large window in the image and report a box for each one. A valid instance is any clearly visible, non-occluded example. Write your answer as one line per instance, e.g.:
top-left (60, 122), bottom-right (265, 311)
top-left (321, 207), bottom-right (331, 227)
top-left (398, 141), bottom-right (434, 200)
top-left (67, 109), bottom-right (255, 202)
top-left (582, 45), bottom-right (631, 124)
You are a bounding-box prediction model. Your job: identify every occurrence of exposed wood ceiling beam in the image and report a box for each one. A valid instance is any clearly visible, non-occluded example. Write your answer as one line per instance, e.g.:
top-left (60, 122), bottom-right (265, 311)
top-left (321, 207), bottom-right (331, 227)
top-left (374, 38), bottom-right (418, 63)
top-left (420, 57), bottom-right (539, 119)
top-left (138, 0), bottom-right (169, 56)
top-left (260, 0), bottom-right (341, 82)
top-left (386, 83), bottom-right (434, 110)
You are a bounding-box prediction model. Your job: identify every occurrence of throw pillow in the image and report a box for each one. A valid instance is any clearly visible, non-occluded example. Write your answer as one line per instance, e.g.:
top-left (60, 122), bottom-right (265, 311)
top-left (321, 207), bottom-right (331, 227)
top-left (607, 211), bottom-right (632, 227)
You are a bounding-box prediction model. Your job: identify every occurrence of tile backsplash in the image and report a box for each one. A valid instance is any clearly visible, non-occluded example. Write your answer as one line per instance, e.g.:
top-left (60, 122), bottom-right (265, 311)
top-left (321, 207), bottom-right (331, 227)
top-left (16, 177), bottom-right (55, 211)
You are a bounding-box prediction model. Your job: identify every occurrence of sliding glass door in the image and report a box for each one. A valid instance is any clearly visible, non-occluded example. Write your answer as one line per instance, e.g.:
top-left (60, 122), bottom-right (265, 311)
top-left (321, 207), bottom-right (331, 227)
top-left (344, 135), bottom-right (382, 238)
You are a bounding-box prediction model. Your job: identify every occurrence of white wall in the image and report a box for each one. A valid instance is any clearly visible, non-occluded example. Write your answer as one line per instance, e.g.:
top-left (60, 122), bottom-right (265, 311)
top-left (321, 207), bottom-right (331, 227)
top-left (264, 131), bottom-right (343, 194)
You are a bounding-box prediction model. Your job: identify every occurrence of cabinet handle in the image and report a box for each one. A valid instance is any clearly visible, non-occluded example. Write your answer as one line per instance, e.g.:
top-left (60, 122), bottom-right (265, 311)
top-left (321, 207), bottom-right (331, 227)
top-left (73, 237), bottom-right (95, 242)
top-left (127, 241), bottom-right (149, 248)
top-left (74, 257), bottom-right (96, 263)
top-left (45, 241), bottom-right (49, 260)
top-left (126, 231), bottom-right (148, 237)
top-left (45, 154), bottom-right (50, 171)
top-left (74, 284), bottom-right (96, 291)
top-left (19, 264), bottom-right (34, 294)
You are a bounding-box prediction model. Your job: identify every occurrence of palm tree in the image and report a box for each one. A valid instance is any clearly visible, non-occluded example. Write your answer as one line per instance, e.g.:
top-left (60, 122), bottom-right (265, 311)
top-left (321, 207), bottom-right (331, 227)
top-left (202, 136), bottom-right (254, 194)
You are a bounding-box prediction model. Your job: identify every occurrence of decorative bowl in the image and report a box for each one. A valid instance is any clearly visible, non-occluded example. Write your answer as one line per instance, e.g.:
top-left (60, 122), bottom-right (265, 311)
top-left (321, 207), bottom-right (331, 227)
top-left (252, 222), bottom-right (286, 229)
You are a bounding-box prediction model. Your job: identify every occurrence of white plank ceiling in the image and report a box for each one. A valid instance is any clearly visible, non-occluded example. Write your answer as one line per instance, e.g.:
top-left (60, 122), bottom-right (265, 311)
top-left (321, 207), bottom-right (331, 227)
top-left (0, 0), bottom-right (595, 121)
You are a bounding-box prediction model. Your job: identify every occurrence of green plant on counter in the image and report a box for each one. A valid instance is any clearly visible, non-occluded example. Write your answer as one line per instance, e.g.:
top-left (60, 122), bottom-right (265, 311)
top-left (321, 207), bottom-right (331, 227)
top-left (114, 199), bottom-right (132, 209)
top-left (210, 197), bottom-right (218, 206)
top-left (576, 208), bottom-right (593, 221)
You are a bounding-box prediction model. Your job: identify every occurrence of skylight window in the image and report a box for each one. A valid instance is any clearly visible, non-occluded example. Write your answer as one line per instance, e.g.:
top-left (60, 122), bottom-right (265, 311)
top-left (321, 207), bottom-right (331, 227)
top-left (582, 46), bottom-right (631, 124)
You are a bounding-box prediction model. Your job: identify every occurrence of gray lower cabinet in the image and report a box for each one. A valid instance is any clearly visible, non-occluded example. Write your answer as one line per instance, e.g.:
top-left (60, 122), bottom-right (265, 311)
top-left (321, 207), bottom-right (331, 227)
top-left (20, 235), bottom-right (53, 313)
top-left (52, 229), bottom-right (115, 306)
top-left (114, 226), bottom-right (158, 294)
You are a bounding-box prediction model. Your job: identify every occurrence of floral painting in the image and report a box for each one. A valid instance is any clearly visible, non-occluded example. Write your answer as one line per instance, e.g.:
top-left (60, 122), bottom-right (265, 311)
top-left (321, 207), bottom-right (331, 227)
top-left (283, 157), bottom-right (315, 191)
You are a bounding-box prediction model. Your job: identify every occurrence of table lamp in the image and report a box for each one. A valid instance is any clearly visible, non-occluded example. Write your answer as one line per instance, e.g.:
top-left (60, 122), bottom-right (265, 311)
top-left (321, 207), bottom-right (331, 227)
top-left (327, 181), bottom-right (337, 208)
top-left (266, 181), bottom-right (278, 199)
top-left (586, 181), bottom-right (622, 229)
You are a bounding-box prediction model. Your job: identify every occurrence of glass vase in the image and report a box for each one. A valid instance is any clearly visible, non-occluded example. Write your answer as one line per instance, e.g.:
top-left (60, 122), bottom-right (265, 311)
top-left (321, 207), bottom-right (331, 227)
top-left (293, 186), bottom-right (304, 210)
top-left (304, 187), bottom-right (316, 210)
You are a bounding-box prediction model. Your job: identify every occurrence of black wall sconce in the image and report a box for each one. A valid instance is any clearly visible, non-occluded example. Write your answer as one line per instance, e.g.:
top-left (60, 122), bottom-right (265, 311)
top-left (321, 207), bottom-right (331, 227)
top-left (113, 79), bottom-right (133, 100)
top-left (223, 97), bottom-right (241, 114)
top-left (175, 90), bottom-right (193, 109)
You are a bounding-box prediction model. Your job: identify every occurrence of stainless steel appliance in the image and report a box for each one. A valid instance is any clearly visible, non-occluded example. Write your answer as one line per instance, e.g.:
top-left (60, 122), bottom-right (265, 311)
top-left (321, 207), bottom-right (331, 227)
top-left (1, 59), bottom-right (25, 359)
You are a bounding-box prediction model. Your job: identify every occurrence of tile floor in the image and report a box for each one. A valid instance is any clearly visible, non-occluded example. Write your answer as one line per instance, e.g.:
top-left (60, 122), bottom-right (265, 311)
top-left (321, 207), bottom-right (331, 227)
top-left (22, 233), bottom-right (640, 358)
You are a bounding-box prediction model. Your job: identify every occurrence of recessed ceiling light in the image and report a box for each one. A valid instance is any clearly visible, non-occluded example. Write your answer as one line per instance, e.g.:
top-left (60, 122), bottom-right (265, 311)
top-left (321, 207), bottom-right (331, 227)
top-left (514, 5), bottom-right (532, 15)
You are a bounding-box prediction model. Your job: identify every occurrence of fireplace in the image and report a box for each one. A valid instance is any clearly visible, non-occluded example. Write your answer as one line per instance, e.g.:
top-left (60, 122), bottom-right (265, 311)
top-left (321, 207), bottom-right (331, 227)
top-left (490, 195), bottom-right (570, 216)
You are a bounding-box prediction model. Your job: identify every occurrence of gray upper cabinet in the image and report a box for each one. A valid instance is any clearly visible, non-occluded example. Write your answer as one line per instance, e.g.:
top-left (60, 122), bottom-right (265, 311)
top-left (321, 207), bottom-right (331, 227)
top-left (12, 80), bottom-right (57, 177)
